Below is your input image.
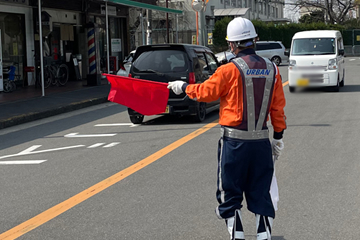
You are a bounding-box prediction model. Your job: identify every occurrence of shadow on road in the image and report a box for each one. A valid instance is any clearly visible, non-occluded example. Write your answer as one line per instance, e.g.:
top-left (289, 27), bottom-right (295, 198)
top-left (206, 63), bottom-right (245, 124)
top-left (273, 236), bottom-right (287, 240)
top-left (289, 84), bottom-right (360, 93)
top-left (288, 123), bottom-right (331, 127)
top-left (337, 84), bottom-right (360, 92)
top-left (246, 235), bottom-right (287, 240)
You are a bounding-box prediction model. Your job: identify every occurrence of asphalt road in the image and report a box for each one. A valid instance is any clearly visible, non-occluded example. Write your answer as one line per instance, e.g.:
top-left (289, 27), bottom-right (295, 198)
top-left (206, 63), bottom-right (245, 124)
top-left (0, 57), bottom-right (360, 240)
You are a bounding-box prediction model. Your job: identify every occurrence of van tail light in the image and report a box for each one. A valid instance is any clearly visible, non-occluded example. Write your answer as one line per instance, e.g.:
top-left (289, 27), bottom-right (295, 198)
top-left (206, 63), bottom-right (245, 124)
top-left (128, 73), bottom-right (132, 78)
top-left (189, 72), bottom-right (195, 84)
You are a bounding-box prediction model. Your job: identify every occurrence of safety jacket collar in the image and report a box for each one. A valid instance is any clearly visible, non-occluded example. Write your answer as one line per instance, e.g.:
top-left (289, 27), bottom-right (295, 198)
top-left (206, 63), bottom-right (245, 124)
top-left (235, 48), bottom-right (256, 57)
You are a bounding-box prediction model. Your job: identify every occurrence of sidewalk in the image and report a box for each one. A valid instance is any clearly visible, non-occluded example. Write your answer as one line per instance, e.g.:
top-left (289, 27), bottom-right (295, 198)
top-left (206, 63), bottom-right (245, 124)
top-left (0, 80), bottom-right (111, 129)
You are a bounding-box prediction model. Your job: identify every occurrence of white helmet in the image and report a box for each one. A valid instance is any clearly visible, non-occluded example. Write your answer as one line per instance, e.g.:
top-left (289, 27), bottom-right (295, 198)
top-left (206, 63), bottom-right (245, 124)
top-left (226, 17), bottom-right (257, 42)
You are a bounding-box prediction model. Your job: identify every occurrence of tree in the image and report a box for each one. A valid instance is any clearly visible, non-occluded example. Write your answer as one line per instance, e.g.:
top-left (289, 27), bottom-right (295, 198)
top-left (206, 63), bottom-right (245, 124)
top-left (291, 0), bottom-right (356, 24)
top-left (212, 17), bottom-right (232, 52)
top-left (298, 10), bottom-right (325, 23)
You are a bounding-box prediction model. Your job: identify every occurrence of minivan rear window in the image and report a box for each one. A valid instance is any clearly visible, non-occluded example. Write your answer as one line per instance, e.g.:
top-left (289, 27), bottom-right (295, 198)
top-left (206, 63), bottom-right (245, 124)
top-left (132, 50), bottom-right (189, 73)
top-left (291, 38), bottom-right (335, 55)
top-left (256, 43), bottom-right (282, 50)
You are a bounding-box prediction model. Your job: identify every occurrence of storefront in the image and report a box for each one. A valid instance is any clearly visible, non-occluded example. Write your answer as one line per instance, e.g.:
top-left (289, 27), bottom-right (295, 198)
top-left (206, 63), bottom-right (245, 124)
top-left (33, 8), bottom-right (83, 81)
top-left (87, 3), bottom-right (128, 75)
top-left (0, 0), bottom-right (35, 87)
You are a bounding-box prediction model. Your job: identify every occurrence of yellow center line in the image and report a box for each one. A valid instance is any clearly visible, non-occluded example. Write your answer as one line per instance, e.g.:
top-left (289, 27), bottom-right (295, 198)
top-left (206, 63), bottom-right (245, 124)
top-left (0, 120), bottom-right (219, 240)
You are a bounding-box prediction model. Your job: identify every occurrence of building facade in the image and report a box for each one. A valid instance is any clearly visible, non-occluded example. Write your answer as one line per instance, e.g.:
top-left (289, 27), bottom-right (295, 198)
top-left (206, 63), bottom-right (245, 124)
top-left (1, 0), bottom-right (286, 91)
top-left (0, 0), bottom-right (151, 89)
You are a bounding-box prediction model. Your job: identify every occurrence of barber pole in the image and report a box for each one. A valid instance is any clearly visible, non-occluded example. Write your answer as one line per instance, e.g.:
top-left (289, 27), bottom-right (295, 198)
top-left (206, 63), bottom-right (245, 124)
top-left (88, 28), bottom-right (96, 75)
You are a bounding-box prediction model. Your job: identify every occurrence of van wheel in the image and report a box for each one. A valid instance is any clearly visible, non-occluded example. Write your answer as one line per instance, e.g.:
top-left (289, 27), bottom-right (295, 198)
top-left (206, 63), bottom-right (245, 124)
top-left (129, 115), bottom-right (144, 124)
top-left (194, 102), bottom-right (206, 122)
top-left (340, 70), bottom-right (345, 87)
top-left (271, 56), bottom-right (281, 66)
top-left (289, 86), bottom-right (295, 93)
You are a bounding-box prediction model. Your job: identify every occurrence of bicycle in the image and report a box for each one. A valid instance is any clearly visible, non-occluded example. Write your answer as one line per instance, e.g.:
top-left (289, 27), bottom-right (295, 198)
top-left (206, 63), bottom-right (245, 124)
top-left (37, 61), bottom-right (69, 88)
top-left (2, 66), bottom-right (17, 93)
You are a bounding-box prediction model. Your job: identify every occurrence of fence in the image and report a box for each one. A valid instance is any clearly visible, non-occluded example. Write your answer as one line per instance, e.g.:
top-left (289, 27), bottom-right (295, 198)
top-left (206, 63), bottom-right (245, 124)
top-left (341, 29), bottom-right (360, 56)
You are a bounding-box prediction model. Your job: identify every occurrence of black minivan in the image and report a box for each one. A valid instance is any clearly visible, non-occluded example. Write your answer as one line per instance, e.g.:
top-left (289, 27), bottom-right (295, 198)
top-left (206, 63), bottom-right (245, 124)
top-left (128, 44), bottom-right (220, 124)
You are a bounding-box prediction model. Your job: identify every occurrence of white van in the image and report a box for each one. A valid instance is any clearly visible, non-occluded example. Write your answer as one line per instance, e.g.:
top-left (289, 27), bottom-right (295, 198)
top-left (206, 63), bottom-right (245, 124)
top-left (287, 30), bottom-right (345, 92)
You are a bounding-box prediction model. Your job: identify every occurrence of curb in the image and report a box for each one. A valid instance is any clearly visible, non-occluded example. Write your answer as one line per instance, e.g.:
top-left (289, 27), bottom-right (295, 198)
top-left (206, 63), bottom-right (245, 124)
top-left (0, 97), bottom-right (109, 130)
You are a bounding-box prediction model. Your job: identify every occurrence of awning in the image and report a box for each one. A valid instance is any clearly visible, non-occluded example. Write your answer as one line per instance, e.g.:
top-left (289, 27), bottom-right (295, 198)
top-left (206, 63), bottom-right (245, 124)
top-left (214, 8), bottom-right (249, 16)
top-left (107, 0), bottom-right (182, 14)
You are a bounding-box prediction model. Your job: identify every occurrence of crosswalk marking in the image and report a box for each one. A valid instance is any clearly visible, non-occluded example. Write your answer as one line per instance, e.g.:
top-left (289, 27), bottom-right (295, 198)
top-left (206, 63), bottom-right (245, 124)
top-left (87, 143), bottom-right (106, 148)
top-left (103, 142), bottom-right (120, 148)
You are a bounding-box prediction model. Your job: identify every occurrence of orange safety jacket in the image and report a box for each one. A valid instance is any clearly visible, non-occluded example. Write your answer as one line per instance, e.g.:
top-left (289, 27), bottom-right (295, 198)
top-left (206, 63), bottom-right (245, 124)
top-left (185, 49), bottom-right (286, 136)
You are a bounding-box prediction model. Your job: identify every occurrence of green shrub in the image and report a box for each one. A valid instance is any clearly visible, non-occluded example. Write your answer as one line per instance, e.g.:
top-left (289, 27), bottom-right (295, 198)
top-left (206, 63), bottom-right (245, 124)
top-left (212, 19), bottom-right (351, 51)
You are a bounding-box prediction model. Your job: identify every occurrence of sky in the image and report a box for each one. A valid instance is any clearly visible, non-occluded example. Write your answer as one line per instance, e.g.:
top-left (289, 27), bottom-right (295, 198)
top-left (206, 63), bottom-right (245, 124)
top-left (284, 0), bottom-right (300, 22)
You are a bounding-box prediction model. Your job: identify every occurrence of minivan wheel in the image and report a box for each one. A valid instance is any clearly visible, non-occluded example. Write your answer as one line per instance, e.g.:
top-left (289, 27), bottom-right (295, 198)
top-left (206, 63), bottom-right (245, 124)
top-left (289, 86), bottom-right (295, 93)
top-left (129, 115), bottom-right (144, 124)
top-left (271, 56), bottom-right (281, 66)
top-left (194, 102), bottom-right (206, 122)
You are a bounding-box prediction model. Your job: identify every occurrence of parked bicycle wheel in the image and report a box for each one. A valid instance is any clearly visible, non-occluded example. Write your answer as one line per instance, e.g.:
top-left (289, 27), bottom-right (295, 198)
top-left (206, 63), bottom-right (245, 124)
top-left (10, 81), bottom-right (16, 91)
top-left (57, 64), bottom-right (69, 86)
top-left (37, 67), bottom-right (52, 88)
top-left (3, 80), bottom-right (13, 93)
top-left (49, 65), bottom-right (58, 86)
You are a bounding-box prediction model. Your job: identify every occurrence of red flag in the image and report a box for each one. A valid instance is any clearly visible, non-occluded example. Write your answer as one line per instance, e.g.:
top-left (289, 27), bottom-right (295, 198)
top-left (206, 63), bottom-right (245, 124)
top-left (103, 74), bottom-right (169, 116)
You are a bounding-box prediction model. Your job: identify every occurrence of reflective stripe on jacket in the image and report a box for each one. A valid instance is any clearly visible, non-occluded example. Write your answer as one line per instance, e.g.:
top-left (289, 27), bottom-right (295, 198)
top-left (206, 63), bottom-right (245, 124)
top-left (185, 48), bottom-right (286, 133)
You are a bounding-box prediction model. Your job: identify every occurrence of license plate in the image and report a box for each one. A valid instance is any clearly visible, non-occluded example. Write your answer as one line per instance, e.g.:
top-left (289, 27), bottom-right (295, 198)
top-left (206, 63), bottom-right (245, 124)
top-left (164, 106), bottom-right (169, 113)
top-left (297, 78), bottom-right (309, 86)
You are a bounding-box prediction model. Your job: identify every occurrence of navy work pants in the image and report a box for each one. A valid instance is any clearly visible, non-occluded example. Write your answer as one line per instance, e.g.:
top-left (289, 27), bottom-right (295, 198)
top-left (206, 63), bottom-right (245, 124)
top-left (216, 136), bottom-right (275, 219)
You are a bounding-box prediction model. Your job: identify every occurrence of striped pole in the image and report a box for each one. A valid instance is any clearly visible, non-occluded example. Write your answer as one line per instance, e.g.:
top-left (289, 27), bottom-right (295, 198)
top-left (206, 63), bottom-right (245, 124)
top-left (88, 28), bottom-right (96, 75)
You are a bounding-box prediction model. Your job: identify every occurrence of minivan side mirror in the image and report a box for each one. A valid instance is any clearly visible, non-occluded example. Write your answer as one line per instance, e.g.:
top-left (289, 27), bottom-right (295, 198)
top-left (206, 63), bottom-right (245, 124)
top-left (284, 49), bottom-right (290, 57)
top-left (338, 49), bottom-right (345, 56)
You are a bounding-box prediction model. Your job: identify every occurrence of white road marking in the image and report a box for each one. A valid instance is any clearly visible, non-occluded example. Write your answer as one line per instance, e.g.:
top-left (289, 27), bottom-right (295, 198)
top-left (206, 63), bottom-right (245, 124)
top-left (19, 145), bottom-right (42, 154)
top-left (349, 59), bottom-right (356, 61)
top-left (103, 142), bottom-right (120, 148)
top-left (95, 123), bottom-right (139, 127)
top-left (88, 143), bottom-right (106, 148)
top-left (64, 133), bottom-right (117, 138)
top-left (0, 145), bottom-right (85, 160)
top-left (0, 160), bottom-right (47, 165)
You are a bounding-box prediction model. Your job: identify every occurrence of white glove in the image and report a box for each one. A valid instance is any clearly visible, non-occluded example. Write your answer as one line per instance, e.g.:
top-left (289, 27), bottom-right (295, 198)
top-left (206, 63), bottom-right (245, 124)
top-left (271, 139), bottom-right (284, 160)
top-left (167, 81), bottom-right (186, 95)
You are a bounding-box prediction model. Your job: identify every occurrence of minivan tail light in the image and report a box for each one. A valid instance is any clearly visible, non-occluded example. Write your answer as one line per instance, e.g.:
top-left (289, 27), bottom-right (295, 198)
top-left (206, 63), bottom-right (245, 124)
top-left (189, 72), bottom-right (195, 84)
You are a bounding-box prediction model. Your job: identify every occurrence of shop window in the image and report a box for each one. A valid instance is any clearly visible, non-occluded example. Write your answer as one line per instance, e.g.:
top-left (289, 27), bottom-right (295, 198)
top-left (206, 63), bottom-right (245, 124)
top-left (0, 12), bottom-right (26, 85)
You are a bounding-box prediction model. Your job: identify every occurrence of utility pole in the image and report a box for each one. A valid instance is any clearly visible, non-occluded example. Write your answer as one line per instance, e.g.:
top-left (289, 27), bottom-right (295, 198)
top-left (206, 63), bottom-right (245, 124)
top-left (146, 9), bottom-right (152, 45)
top-left (166, 0), bottom-right (170, 43)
